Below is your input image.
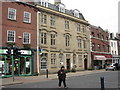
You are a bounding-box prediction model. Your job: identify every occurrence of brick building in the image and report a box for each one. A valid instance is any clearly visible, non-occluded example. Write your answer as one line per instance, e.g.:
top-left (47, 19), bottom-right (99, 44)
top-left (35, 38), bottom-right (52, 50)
top-left (0, 1), bottom-right (37, 77)
top-left (90, 25), bottom-right (112, 69)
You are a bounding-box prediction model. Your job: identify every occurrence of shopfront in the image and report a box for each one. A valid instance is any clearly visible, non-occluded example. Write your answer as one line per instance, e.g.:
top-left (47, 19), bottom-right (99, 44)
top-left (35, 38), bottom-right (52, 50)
top-left (91, 52), bottom-right (112, 69)
top-left (0, 48), bottom-right (34, 78)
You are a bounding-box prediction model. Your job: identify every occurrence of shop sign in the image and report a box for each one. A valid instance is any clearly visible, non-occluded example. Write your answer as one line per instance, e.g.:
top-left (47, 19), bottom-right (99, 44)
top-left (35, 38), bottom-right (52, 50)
top-left (20, 50), bottom-right (32, 55)
top-left (0, 49), bottom-right (8, 54)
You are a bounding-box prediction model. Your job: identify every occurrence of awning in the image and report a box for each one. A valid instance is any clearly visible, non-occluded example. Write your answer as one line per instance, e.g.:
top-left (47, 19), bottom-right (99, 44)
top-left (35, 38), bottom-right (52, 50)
top-left (94, 55), bottom-right (106, 60)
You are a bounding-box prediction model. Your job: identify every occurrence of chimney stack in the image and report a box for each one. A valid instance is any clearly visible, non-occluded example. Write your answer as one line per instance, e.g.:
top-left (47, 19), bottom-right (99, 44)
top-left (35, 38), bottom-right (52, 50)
top-left (54, 0), bottom-right (61, 4)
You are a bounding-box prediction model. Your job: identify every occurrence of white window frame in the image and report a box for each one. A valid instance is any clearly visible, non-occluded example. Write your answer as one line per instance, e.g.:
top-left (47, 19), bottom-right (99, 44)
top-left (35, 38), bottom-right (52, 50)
top-left (23, 32), bottom-right (31, 44)
top-left (65, 20), bottom-right (69, 29)
top-left (24, 11), bottom-right (31, 23)
top-left (65, 35), bottom-right (70, 47)
top-left (41, 58), bottom-right (47, 70)
top-left (42, 14), bottom-right (47, 24)
top-left (77, 24), bottom-right (80, 32)
top-left (8, 8), bottom-right (16, 20)
top-left (7, 30), bottom-right (15, 42)
top-left (51, 34), bottom-right (56, 45)
top-left (78, 39), bottom-right (82, 48)
top-left (51, 53), bottom-right (56, 65)
top-left (41, 32), bottom-right (47, 44)
top-left (50, 16), bottom-right (55, 26)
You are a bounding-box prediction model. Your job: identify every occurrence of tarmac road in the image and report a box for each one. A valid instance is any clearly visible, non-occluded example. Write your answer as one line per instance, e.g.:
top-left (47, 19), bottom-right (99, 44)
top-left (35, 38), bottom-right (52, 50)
top-left (3, 71), bottom-right (119, 89)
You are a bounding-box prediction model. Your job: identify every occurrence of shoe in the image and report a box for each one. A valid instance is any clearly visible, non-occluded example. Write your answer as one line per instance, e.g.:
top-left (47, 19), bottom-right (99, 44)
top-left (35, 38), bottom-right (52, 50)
top-left (59, 87), bottom-right (61, 88)
top-left (64, 87), bottom-right (68, 89)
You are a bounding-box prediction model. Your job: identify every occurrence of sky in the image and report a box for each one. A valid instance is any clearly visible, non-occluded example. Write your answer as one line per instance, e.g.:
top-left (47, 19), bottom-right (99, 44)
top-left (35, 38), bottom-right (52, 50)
top-left (49, 0), bottom-right (119, 34)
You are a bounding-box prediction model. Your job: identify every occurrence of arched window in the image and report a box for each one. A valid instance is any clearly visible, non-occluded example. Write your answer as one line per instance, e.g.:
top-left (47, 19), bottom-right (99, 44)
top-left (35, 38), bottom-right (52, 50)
top-left (41, 58), bottom-right (47, 69)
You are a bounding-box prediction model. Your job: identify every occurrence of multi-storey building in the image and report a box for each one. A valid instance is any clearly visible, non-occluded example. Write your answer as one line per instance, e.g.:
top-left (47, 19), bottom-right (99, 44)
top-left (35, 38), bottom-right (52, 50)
top-left (0, 1), bottom-right (37, 77)
top-left (35, 0), bottom-right (91, 74)
top-left (90, 25), bottom-right (112, 69)
top-left (110, 33), bottom-right (120, 64)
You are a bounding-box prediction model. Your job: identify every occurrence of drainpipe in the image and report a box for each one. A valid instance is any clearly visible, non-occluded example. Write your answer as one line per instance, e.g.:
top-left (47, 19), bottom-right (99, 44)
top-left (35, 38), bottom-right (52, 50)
top-left (37, 11), bottom-right (41, 74)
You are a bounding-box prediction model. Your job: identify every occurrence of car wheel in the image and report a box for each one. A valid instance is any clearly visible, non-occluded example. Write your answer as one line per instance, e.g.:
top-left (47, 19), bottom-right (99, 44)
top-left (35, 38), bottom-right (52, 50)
top-left (106, 69), bottom-right (107, 71)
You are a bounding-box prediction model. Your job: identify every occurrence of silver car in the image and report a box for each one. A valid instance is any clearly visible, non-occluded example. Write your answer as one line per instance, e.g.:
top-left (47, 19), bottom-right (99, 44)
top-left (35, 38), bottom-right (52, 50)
top-left (105, 63), bottom-right (116, 71)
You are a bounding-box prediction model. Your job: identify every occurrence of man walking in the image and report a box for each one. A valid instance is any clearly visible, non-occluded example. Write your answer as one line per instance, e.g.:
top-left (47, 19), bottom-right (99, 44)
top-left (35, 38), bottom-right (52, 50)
top-left (58, 66), bottom-right (68, 88)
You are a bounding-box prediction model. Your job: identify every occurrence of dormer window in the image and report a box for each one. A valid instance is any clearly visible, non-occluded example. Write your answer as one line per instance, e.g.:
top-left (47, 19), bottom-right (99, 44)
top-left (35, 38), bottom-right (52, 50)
top-left (39, 0), bottom-right (48, 7)
top-left (57, 3), bottom-right (65, 13)
top-left (73, 9), bottom-right (80, 18)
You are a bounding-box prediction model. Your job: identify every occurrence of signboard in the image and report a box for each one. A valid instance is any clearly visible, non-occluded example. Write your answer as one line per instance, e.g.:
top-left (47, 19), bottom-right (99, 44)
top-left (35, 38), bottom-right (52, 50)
top-left (0, 49), bottom-right (32, 55)
top-left (20, 50), bottom-right (32, 55)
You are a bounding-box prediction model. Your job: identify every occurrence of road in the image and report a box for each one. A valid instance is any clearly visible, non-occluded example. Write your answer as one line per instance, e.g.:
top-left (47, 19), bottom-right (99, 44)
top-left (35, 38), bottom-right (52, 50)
top-left (3, 71), bottom-right (119, 89)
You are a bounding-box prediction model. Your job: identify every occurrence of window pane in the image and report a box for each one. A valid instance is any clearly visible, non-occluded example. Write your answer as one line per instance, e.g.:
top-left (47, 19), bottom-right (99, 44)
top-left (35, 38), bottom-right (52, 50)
top-left (7, 30), bottom-right (15, 42)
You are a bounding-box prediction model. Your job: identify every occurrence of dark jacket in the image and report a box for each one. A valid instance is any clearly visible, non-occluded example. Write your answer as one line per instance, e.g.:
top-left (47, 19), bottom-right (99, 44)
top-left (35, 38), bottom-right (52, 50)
top-left (58, 69), bottom-right (66, 80)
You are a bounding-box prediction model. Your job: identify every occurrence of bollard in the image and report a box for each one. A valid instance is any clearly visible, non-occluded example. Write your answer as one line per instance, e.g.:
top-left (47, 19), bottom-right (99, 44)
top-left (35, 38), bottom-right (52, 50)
top-left (100, 77), bottom-right (105, 90)
top-left (46, 69), bottom-right (48, 78)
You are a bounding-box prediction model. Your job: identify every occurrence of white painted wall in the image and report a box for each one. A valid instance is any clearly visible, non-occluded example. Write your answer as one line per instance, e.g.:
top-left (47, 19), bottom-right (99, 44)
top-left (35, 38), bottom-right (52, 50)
top-left (109, 40), bottom-right (118, 55)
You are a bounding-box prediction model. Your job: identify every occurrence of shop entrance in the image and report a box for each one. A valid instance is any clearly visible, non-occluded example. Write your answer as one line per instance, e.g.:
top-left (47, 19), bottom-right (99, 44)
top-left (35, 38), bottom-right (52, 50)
top-left (14, 56), bottom-right (32, 76)
top-left (0, 55), bottom-right (32, 77)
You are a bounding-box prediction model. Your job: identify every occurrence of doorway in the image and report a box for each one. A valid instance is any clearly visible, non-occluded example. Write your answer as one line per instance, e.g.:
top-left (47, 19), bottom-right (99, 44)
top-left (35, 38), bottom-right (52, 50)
top-left (84, 58), bottom-right (87, 70)
top-left (66, 59), bottom-right (70, 72)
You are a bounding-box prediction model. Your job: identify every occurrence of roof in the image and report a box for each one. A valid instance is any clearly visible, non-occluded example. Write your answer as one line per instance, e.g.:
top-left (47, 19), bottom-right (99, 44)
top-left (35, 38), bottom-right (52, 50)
top-left (34, 2), bottom-right (86, 20)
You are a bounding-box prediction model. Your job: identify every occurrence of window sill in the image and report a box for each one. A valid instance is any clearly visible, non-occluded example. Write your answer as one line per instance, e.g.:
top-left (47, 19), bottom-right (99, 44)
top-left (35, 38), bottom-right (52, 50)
top-left (41, 24), bottom-right (47, 27)
top-left (65, 29), bottom-right (70, 32)
top-left (50, 46), bottom-right (56, 49)
top-left (8, 18), bottom-right (16, 21)
top-left (50, 26), bottom-right (56, 29)
top-left (23, 21), bottom-right (31, 24)
top-left (51, 66), bottom-right (57, 68)
top-left (66, 47), bottom-right (70, 50)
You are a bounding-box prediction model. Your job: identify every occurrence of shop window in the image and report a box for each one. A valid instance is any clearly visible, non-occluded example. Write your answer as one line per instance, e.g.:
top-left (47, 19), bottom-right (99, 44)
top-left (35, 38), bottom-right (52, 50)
top-left (26, 57), bottom-right (31, 74)
top-left (0, 56), bottom-right (12, 76)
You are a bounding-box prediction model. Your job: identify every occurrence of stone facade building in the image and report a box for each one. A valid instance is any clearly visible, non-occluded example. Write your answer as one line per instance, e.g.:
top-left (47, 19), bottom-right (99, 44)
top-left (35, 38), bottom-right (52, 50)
top-left (35, 0), bottom-right (91, 74)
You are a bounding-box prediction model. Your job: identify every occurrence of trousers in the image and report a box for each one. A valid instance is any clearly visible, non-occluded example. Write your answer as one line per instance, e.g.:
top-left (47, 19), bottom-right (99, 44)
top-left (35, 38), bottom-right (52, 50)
top-left (58, 78), bottom-right (67, 87)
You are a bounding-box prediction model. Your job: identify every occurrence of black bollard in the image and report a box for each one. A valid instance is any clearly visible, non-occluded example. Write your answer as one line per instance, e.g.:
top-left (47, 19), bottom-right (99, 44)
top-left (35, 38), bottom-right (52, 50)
top-left (46, 69), bottom-right (48, 78)
top-left (100, 77), bottom-right (105, 90)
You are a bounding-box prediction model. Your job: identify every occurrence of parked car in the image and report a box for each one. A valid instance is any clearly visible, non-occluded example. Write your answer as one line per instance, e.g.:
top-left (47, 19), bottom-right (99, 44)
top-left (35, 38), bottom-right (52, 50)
top-left (105, 63), bottom-right (116, 71)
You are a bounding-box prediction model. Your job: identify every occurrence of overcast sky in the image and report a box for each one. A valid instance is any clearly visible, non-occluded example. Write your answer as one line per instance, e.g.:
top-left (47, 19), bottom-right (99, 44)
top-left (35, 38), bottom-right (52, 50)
top-left (49, 0), bottom-right (119, 34)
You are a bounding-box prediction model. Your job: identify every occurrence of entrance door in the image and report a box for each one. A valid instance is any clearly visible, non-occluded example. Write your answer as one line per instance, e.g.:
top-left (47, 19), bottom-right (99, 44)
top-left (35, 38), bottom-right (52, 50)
top-left (84, 58), bottom-right (87, 70)
top-left (66, 59), bottom-right (70, 72)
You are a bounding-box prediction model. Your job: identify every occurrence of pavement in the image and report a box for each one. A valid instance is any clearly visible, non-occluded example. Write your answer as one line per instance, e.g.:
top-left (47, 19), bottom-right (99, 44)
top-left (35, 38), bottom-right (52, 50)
top-left (0, 69), bottom-right (106, 86)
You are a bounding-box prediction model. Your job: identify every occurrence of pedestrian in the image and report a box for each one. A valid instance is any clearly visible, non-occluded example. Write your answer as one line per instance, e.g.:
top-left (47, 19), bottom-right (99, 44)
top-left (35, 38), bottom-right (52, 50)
top-left (114, 63), bottom-right (118, 70)
top-left (57, 66), bottom-right (68, 88)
